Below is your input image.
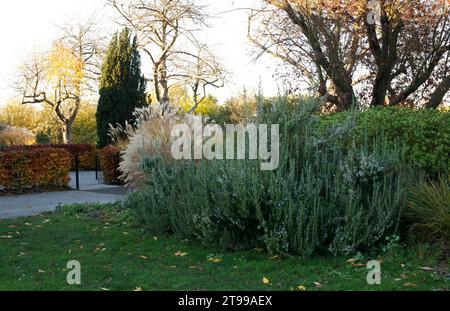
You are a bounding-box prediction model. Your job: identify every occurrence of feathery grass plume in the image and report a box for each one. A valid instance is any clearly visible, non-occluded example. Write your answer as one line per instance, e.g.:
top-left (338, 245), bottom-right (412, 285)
top-left (110, 104), bottom-right (192, 189)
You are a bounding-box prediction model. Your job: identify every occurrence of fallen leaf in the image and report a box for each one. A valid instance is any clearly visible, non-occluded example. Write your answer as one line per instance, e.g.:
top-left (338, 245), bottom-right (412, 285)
top-left (420, 267), bottom-right (434, 272)
top-left (174, 251), bottom-right (188, 257)
top-left (140, 255), bottom-right (148, 260)
top-left (38, 270), bottom-right (45, 273)
top-left (123, 232), bottom-right (129, 236)
top-left (403, 283), bottom-right (416, 287)
top-left (169, 266), bottom-right (177, 269)
top-left (153, 236), bottom-right (158, 241)
top-left (269, 255), bottom-right (280, 260)
top-left (347, 258), bottom-right (358, 264)
top-left (208, 257), bottom-right (223, 263)
top-left (314, 282), bottom-right (322, 288)
top-left (263, 277), bottom-right (270, 284)
top-left (394, 278), bottom-right (402, 282)
top-left (297, 285), bottom-right (306, 291)
top-left (0, 235), bottom-right (13, 239)
top-left (101, 288), bottom-right (110, 291)
top-left (43, 219), bottom-right (50, 223)
top-left (134, 287), bottom-right (144, 292)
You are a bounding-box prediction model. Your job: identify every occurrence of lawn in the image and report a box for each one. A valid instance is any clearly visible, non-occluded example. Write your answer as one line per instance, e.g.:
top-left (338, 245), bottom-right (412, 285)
top-left (0, 204), bottom-right (448, 291)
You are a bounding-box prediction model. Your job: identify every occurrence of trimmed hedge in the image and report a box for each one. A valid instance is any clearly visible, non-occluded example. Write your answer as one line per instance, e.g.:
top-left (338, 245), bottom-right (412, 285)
top-left (5, 144), bottom-right (96, 170)
top-left (100, 145), bottom-right (121, 185)
top-left (319, 107), bottom-right (450, 175)
top-left (0, 147), bottom-right (71, 194)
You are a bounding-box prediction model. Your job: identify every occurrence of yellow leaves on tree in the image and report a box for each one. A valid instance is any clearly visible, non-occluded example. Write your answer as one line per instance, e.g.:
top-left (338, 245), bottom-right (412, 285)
top-left (47, 41), bottom-right (83, 95)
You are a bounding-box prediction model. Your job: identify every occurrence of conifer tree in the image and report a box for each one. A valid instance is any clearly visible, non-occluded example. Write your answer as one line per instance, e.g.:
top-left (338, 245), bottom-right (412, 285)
top-left (97, 28), bottom-right (146, 147)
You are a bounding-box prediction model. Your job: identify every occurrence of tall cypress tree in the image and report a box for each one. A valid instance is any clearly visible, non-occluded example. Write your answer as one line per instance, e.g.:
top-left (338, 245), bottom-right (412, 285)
top-left (96, 28), bottom-right (147, 147)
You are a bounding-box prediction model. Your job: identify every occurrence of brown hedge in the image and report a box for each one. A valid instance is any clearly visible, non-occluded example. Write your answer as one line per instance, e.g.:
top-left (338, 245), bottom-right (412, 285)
top-left (0, 147), bottom-right (71, 194)
top-left (5, 144), bottom-right (96, 170)
top-left (100, 145), bottom-right (121, 185)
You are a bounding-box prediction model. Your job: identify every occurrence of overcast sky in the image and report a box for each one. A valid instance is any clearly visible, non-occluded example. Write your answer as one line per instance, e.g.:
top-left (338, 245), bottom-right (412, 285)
top-left (0, 0), bottom-right (282, 105)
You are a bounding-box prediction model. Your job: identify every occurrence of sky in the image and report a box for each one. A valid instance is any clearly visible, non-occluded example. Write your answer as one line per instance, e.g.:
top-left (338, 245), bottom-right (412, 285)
top-left (0, 0), bottom-right (281, 105)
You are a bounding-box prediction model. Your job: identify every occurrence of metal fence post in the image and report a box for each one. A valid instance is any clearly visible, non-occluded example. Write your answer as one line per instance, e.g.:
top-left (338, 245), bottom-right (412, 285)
top-left (95, 152), bottom-right (99, 180)
top-left (75, 154), bottom-right (80, 191)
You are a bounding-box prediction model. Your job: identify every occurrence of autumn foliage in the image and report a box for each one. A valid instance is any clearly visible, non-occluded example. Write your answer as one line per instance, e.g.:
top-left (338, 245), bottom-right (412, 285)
top-left (5, 144), bottom-right (96, 170)
top-left (100, 145), bottom-right (121, 185)
top-left (0, 147), bottom-right (71, 194)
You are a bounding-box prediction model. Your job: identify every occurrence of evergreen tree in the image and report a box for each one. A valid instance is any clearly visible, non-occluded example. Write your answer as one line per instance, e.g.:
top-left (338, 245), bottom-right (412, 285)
top-left (96, 28), bottom-right (147, 147)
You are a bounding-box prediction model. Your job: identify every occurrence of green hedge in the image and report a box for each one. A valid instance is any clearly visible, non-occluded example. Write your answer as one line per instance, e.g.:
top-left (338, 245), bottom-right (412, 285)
top-left (319, 107), bottom-right (450, 175)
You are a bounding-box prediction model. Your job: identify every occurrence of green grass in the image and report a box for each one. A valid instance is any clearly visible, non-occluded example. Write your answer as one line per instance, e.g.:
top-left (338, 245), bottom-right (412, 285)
top-left (0, 203), bottom-right (448, 291)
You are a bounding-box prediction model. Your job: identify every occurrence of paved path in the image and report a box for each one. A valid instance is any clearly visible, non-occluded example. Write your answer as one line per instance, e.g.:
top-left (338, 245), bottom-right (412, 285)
top-left (0, 171), bottom-right (128, 220)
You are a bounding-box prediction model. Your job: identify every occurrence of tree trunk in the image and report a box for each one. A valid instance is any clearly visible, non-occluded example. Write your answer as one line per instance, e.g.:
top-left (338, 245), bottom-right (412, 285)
top-left (62, 122), bottom-right (73, 144)
top-left (425, 75), bottom-right (450, 109)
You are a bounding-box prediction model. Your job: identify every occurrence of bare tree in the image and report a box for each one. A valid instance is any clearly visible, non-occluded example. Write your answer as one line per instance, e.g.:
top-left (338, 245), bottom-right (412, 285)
top-left (57, 16), bottom-right (106, 92)
top-left (172, 43), bottom-right (225, 113)
top-left (17, 18), bottom-right (105, 143)
top-left (19, 44), bottom-right (82, 143)
top-left (249, 0), bottom-right (449, 109)
top-left (109, 0), bottom-right (225, 110)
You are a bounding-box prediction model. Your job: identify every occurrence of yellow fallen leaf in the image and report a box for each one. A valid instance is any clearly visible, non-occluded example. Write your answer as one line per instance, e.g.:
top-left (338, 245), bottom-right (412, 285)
top-left (134, 287), bottom-right (144, 292)
top-left (101, 288), bottom-right (110, 291)
top-left (298, 285), bottom-right (306, 291)
top-left (269, 255), bottom-right (279, 260)
top-left (174, 251), bottom-right (188, 257)
top-left (140, 255), bottom-right (148, 260)
top-left (208, 257), bottom-right (223, 263)
top-left (123, 232), bottom-right (129, 236)
top-left (38, 269), bottom-right (46, 273)
top-left (263, 277), bottom-right (270, 284)
top-left (420, 267), bottom-right (434, 272)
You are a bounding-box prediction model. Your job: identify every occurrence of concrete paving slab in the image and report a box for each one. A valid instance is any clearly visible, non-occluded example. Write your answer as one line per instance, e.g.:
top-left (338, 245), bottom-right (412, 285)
top-left (0, 171), bottom-right (127, 220)
top-left (0, 190), bottom-right (124, 220)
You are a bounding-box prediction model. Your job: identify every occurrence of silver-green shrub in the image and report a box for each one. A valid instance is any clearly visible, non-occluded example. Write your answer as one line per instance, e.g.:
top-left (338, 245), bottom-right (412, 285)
top-left (124, 97), bottom-right (409, 256)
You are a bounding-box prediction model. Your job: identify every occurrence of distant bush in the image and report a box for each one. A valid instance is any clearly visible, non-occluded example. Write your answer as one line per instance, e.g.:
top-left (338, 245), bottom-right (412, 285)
top-left (6, 144), bottom-right (96, 170)
top-left (0, 126), bottom-right (35, 147)
top-left (100, 145), bottom-right (121, 185)
top-left (124, 99), bottom-right (409, 256)
top-left (319, 107), bottom-right (450, 175)
top-left (403, 178), bottom-right (450, 246)
top-left (0, 147), bottom-right (71, 194)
